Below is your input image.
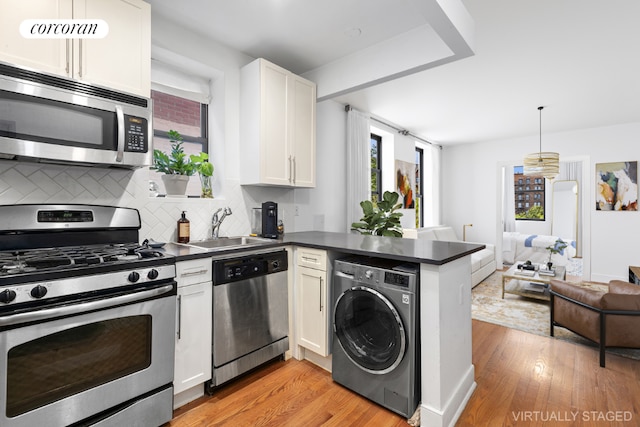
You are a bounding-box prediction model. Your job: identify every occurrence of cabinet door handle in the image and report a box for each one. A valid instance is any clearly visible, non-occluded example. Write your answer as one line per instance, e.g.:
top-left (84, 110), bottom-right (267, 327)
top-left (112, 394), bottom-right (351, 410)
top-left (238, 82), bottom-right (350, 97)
top-left (288, 155), bottom-right (293, 183)
top-left (176, 294), bottom-right (182, 340)
top-left (301, 256), bottom-right (319, 263)
top-left (180, 269), bottom-right (209, 277)
top-left (293, 156), bottom-right (296, 184)
top-left (78, 39), bottom-right (83, 77)
top-left (65, 39), bottom-right (70, 75)
top-left (319, 276), bottom-right (323, 312)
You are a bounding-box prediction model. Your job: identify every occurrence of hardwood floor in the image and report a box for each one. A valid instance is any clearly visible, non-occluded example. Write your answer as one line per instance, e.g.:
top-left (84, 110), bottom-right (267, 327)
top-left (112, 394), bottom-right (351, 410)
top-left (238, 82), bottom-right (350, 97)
top-left (458, 320), bottom-right (640, 427)
top-left (167, 320), bottom-right (640, 426)
top-left (166, 358), bottom-right (408, 427)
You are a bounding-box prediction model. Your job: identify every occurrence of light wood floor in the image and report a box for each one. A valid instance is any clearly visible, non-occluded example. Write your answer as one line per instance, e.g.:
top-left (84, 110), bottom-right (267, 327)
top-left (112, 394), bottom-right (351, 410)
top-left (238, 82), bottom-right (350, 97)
top-left (167, 320), bottom-right (640, 426)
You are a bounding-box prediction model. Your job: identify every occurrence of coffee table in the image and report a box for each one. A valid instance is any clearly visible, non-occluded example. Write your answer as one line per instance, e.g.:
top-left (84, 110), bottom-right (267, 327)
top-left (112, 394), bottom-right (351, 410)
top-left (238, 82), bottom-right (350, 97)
top-left (502, 263), bottom-right (566, 301)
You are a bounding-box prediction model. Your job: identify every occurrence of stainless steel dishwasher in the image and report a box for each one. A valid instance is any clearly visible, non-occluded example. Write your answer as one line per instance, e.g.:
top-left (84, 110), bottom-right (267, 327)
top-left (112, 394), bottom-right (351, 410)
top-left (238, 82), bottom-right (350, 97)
top-left (207, 250), bottom-right (289, 391)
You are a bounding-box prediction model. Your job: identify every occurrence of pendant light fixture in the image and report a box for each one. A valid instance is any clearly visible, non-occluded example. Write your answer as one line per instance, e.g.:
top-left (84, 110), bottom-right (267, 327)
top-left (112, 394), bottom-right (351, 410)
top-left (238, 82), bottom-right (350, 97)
top-left (523, 106), bottom-right (559, 179)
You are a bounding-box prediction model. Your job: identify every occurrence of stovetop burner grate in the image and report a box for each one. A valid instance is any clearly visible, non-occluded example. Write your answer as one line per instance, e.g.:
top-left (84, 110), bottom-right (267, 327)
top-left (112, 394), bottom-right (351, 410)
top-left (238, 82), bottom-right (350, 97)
top-left (0, 243), bottom-right (165, 276)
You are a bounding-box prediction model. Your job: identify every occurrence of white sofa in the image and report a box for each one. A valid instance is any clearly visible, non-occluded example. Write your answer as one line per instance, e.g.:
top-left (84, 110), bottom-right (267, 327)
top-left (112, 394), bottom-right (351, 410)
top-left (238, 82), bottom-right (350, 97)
top-left (415, 226), bottom-right (496, 288)
top-left (502, 231), bottom-right (576, 267)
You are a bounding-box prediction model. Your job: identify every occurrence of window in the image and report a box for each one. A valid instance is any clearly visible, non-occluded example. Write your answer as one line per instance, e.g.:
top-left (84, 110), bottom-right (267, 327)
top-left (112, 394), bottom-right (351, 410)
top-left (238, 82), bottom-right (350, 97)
top-left (152, 90), bottom-right (207, 150)
top-left (513, 166), bottom-right (545, 220)
top-left (370, 133), bottom-right (382, 203)
top-left (415, 147), bottom-right (424, 227)
top-left (149, 90), bottom-right (209, 197)
top-left (149, 59), bottom-right (212, 197)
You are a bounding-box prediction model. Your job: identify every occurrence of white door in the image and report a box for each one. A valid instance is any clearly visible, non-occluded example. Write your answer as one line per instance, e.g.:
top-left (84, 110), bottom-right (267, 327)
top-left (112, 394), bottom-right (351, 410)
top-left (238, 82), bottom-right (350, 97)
top-left (174, 281), bottom-right (212, 394)
top-left (297, 266), bottom-right (328, 356)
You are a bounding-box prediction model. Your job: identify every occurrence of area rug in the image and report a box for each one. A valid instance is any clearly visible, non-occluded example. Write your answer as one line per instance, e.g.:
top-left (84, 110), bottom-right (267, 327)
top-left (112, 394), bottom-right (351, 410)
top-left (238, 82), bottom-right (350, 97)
top-left (472, 271), bottom-right (640, 361)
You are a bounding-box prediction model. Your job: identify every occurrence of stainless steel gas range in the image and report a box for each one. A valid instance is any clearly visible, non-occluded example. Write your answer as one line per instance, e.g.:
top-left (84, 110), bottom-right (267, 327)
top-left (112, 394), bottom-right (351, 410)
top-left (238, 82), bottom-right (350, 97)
top-left (0, 204), bottom-right (176, 427)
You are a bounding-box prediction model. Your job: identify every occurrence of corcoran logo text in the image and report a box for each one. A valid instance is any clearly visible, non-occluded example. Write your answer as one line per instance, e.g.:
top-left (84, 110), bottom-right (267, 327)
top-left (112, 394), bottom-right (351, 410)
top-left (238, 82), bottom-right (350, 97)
top-left (20, 19), bottom-right (109, 39)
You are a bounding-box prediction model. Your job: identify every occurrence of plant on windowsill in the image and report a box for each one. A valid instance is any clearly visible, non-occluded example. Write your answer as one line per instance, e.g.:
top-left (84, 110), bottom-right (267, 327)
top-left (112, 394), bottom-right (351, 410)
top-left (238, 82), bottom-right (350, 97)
top-left (545, 238), bottom-right (568, 270)
top-left (150, 130), bottom-right (195, 196)
top-left (351, 191), bottom-right (404, 237)
top-left (190, 152), bottom-right (214, 198)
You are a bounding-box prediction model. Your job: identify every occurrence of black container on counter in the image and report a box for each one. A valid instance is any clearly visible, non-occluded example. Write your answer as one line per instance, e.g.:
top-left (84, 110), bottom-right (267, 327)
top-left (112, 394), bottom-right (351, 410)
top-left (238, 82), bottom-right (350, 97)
top-left (262, 201), bottom-right (278, 239)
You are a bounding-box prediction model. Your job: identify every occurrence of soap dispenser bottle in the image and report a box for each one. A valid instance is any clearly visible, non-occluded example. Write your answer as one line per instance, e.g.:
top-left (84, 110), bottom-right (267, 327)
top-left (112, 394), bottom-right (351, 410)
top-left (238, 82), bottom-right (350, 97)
top-left (177, 211), bottom-right (190, 243)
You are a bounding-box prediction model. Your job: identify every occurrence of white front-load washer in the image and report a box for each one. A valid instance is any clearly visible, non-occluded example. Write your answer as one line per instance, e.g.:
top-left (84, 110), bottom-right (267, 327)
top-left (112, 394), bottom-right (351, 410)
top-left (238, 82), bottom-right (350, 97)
top-left (331, 256), bottom-right (419, 418)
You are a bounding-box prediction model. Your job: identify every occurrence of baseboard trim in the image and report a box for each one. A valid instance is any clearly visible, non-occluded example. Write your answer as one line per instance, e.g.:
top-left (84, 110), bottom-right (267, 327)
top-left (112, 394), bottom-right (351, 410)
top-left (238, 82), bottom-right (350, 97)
top-left (420, 364), bottom-right (476, 427)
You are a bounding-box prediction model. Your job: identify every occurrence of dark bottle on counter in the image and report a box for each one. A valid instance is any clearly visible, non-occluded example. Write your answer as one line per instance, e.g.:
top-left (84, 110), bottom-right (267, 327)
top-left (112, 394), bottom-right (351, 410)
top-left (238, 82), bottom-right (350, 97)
top-left (177, 211), bottom-right (190, 243)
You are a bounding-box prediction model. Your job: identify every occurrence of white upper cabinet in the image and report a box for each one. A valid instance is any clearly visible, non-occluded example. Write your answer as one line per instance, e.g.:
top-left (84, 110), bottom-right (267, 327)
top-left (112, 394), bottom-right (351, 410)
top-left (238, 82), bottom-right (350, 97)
top-left (240, 58), bottom-right (316, 187)
top-left (0, 0), bottom-right (151, 97)
top-left (73, 0), bottom-right (151, 97)
top-left (0, 0), bottom-right (72, 76)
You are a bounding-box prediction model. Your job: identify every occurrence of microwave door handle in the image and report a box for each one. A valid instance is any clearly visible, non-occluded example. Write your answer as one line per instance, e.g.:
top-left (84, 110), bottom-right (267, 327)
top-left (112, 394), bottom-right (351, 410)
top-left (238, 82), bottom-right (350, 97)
top-left (0, 284), bottom-right (174, 327)
top-left (115, 105), bottom-right (125, 163)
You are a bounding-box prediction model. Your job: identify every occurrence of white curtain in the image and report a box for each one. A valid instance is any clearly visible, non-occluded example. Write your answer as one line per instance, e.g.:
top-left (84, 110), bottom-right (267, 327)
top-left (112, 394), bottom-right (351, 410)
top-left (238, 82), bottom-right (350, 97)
top-left (559, 161), bottom-right (581, 181)
top-left (346, 109), bottom-right (371, 232)
top-left (151, 59), bottom-right (211, 104)
top-left (423, 143), bottom-right (441, 226)
top-left (503, 166), bottom-right (516, 231)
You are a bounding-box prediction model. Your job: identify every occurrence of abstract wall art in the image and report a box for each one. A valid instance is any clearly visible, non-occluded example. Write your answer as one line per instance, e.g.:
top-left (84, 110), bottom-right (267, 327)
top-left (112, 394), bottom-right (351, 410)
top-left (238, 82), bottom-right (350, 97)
top-left (395, 160), bottom-right (415, 209)
top-left (595, 161), bottom-right (638, 211)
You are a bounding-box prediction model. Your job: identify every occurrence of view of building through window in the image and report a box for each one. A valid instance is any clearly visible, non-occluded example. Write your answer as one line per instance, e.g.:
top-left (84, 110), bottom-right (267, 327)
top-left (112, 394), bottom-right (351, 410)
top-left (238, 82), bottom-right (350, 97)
top-left (370, 133), bottom-right (382, 203)
top-left (514, 165), bottom-right (545, 220)
top-left (415, 147), bottom-right (423, 227)
top-left (150, 90), bottom-right (208, 196)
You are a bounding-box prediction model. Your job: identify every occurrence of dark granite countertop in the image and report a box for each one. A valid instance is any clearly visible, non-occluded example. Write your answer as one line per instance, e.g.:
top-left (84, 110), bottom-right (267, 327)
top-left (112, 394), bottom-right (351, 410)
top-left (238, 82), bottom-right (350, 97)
top-left (162, 231), bottom-right (484, 265)
top-left (282, 231), bottom-right (484, 265)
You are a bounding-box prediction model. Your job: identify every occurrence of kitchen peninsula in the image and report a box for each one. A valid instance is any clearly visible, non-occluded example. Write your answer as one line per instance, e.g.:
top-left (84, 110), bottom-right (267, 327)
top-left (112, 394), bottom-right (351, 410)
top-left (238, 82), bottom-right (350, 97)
top-left (169, 231), bottom-right (483, 427)
top-left (283, 231), bottom-right (482, 427)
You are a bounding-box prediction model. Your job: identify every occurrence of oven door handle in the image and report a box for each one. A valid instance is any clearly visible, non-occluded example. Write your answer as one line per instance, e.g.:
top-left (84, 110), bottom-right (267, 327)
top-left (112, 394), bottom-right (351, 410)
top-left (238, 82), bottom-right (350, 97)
top-left (0, 284), bottom-right (174, 327)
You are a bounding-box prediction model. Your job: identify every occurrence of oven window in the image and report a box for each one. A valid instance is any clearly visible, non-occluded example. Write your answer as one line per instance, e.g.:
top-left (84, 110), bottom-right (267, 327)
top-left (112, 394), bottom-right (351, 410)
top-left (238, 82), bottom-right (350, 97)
top-left (6, 315), bottom-right (151, 417)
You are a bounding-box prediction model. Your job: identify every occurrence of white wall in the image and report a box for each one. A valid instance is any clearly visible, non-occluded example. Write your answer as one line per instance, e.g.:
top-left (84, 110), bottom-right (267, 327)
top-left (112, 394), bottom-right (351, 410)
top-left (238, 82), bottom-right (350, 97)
top-left (442, 121), bottom-right (640, 282)
top-left (293, 100), bottom-right (347, 232)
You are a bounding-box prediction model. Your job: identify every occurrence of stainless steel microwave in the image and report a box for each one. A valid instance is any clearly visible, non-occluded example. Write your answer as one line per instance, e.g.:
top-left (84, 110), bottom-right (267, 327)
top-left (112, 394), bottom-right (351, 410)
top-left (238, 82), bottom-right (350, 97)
top-left (0, 62), bottom-right (152, 169)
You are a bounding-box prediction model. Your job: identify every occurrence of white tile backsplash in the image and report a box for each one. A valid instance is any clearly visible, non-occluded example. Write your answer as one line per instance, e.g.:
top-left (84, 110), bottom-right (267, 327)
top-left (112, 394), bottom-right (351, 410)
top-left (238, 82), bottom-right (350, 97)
top-left (0, 159), bottom-right (293, 244)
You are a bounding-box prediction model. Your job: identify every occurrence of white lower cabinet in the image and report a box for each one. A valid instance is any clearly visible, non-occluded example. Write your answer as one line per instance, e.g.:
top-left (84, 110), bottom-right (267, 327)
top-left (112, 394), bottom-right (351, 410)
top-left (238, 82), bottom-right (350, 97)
top-left (174, 258), bottom-right (212, 408)
top-left (296, 248), bottom-right (329, 357)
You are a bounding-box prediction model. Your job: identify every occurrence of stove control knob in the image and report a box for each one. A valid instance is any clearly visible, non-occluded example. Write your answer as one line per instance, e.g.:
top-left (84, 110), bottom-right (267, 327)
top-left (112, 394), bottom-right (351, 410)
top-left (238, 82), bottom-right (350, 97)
top-left (30, 285), bottom-right (47, 299)
top-left (272, 260), bottom-right (280, 270)
top-left (128, 271), bottom-right (140, 283)
top-left (364, 270), bottom-right (373, 280)
top-left (147, 269), bottom-right (159, 280)
top-left (0, 289), bottom-right (17, 304)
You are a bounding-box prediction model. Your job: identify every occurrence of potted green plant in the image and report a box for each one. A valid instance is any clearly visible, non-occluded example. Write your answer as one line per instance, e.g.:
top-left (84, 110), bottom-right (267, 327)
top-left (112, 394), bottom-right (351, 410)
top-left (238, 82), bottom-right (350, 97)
top-left (190, 152), bottom-right (214, 198)
top-left (545, 238), bottom-right (568, 269)
top-left (150, 130), bottom-right (195, 195)
top-left (351, 191), bottom-right (404, 237)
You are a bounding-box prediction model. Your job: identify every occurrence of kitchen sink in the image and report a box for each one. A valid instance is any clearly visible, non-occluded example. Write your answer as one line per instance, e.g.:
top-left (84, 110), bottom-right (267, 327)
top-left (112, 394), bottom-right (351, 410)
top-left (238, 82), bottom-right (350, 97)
top-left (187, 236), bottom-right (275, 250)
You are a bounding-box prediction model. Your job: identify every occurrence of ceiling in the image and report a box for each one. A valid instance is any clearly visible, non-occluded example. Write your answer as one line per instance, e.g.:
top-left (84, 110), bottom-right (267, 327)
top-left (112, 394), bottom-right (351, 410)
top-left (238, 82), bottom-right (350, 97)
top-left (149, 0), bottom-right (640, 146)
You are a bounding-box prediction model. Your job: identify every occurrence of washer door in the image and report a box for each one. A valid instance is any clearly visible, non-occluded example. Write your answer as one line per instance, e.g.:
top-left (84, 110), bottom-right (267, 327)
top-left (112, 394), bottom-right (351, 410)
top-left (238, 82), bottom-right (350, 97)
top-left (334, 286), bottom-right (406, 375)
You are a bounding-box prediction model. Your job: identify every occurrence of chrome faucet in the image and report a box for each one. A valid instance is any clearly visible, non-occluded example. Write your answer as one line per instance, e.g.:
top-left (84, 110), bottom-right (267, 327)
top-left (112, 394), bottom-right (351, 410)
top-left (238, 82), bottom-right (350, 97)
top-left (212, 207), bottom-right (232, 239)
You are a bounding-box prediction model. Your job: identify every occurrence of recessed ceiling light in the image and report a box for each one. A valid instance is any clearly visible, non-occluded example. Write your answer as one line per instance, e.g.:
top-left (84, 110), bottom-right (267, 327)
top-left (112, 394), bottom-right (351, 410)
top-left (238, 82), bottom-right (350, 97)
top-left (344, 28), bottom-right (362, 38)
